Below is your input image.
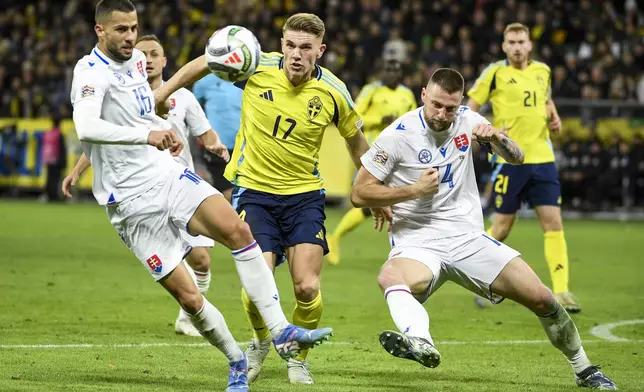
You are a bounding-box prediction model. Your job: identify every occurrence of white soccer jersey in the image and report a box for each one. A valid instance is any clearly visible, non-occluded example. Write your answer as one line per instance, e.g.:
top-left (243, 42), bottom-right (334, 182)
top-left (70, 46), bottom-right (178, 205)
top-left (154, 84), bottom-right (211, 169)
top-left (361, 106), bottom-right (490, 246)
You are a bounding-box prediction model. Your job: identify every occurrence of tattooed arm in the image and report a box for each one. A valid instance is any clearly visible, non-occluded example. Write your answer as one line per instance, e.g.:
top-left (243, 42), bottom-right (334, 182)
top-left (472, 123), bottom-right (525, 165)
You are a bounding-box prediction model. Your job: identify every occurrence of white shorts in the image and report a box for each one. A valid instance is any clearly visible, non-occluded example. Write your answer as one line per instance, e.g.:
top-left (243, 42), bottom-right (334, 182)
top-left (107, 165), bottom-right (219, 281)
top-left (180, 229), bottom-right (215, 248)
top-left (387, 232), bottom-right (521, 304)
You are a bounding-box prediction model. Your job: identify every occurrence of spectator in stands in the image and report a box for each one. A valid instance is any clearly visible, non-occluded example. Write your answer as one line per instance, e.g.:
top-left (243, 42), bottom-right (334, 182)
top-left (41, 117), bottom-right (67, 202)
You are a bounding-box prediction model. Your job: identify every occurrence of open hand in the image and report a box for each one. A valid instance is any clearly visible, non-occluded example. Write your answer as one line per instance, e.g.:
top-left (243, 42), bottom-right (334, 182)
top-left (204, 142), bottom-right (230, 162)
top-left (62, 172), bottom-right (80, 198)
top-left (371, 206), bottom-right (392, 232)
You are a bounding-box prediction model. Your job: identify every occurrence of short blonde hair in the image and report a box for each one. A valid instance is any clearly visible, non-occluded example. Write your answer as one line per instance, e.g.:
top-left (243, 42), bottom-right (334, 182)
top-left (504, 22), bottom-right (530, 38)
top-left (283, 13), bottom-right (325, 39)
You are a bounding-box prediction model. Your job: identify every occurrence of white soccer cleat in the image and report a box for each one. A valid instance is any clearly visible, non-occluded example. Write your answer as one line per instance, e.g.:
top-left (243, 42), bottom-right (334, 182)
top-left (287, 358), bottom-right (314, 384)
top-left (174, 309), bottom-right (202, 337)
top-left (246, 337), bottom-right (271, 382)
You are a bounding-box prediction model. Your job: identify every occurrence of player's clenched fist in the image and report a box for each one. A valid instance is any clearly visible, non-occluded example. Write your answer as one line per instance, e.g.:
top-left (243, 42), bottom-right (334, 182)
top-left (148, 130), bottom-right (183, 157)
top-left (472, 123), bottom-right (501, 142)
top-left (413, 168), bottom-right (440, 197)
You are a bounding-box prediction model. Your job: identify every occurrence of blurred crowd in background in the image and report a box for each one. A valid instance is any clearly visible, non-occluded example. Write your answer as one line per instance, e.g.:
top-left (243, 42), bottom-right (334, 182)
top-left (1, 0), bottom-right (643, 209)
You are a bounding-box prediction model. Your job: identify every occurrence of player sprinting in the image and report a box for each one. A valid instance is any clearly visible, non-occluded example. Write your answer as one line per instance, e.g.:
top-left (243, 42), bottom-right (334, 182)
top-left (351, 68), bottom-right (616, 390)
top-left (135, 34), bottom-right (228, 338)
top-left (155, 13), bottom-right (376, 385)
top-left (63, 1), bottom-right (333, 391)
top-left (465, 23), bottom-right (580, 313)
top-left (326, 57), bottom-right (416, 266)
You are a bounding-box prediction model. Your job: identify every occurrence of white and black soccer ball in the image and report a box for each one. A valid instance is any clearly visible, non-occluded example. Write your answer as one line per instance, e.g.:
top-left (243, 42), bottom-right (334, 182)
top-left (205, 25), bottom-right (260, 82)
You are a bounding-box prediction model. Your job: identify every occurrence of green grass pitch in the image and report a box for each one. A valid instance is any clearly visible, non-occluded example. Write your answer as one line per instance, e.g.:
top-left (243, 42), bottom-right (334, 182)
top-left (0, 201), bottom-right (642, 391)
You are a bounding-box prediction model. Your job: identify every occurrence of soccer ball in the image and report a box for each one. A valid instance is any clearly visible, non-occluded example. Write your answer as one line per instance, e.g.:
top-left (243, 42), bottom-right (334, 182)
top-left (205, 25), bottom-right (260, 82)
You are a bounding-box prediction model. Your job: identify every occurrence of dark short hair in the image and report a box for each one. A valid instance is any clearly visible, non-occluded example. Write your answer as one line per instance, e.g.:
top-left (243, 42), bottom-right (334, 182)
top-left (428, 68), bottom-right (464, 94)
top-left (137, 34), bottom-right (162, 47)
top-left (95, 0), bottom-right (136, 24)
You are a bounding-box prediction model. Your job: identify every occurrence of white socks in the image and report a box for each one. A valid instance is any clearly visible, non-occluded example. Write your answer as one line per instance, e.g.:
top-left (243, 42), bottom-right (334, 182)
top-left (193, 269), bottom-right (211, 295)
top-left (539, 304), bottom-right (591, 374)
top-left (384, 285), bottom-right (434, 345)
top-left (189, 297), bottom-right (244, 363)
top-left (232, 241), bottom-right (289, 338)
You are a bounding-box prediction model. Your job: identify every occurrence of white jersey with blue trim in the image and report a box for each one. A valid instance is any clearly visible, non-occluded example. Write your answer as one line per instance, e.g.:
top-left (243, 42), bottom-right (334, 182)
top-left (153, 84), bottom-right (211, 170)
top-left (70, 46), bottom-right (178, 206)
top-left (361, 106), bottom-right (490, 245)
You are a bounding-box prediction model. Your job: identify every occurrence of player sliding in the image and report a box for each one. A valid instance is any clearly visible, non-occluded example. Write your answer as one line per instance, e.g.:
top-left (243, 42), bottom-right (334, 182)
top-left (351, 68), bottom-right (616, 390)
top-left (135, 34), bottom-right (225, 338)
top-left (63, 1), bottom-right (332, 391)
top-left (154, 14), bottom-right (376, 385)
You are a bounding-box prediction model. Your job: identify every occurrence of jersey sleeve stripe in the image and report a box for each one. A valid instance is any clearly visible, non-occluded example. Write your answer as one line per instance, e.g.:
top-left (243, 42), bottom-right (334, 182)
top-left (320, 75), bottom-right (355, 109)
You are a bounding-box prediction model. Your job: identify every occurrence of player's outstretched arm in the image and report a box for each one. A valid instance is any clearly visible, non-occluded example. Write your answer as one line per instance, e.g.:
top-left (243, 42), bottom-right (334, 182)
top-left (351, 166), bottom-right (439, 208)
top-left (155, 55), bottom-right (210, 116)
top-left (62, 153), bottom-right (91, 198)
top-left (472, 124), bottom-right (525, 164)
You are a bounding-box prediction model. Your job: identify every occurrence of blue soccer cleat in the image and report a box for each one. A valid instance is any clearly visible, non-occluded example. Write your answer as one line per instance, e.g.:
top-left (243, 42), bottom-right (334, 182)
top-left (226, 353), bottom-right (249, 392)
top-left (272, 324), bottom-right (333, 360)
top-left (576, 365), bottom-right (617, 390)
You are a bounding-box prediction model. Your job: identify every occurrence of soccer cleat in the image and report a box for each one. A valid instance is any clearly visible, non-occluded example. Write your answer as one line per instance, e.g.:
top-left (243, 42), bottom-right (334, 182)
top-left (226, 353), bottom-right (249, 392)
top-left (287, 358), bottom-right (314, 384)
top-left (326, 234), bottom-right (340, 265)
top-left (246, 337), bottom-right (271, 383)
top-left (556, 292), bottom-right (582, 314)
top-left (273, 325), bottom-right (333, 360)
top-left (575, 365), bottom-right (617, 390)
top-left (174, 309), bottom-right (202, 337)
top-left (379, 330), bottom-right (441, 368)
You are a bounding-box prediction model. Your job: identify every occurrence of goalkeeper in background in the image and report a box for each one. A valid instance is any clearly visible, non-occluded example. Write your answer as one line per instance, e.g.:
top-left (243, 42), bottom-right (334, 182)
top-left (326, 57), bottom-right (416, 265)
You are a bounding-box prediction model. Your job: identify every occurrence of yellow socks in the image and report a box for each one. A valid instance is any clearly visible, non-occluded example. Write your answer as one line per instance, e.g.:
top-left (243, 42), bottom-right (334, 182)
top-left (292, 292), bottom-right (324, 361)
top-left (486, 227), bottom-right (495, 238)
top-left (241, 288), bottom-right (270, 341)
top-left (544, 231), bottom-right (569, 294)
top-left (334, 208), bottom-right (366, 238)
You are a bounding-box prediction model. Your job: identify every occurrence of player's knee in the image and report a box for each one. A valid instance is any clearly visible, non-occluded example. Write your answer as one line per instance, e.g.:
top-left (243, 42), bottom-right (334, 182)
top-left (542, 219), bottom-right (563, 232)
top-left (377, 263), bottom-right (404, 291)
top-left (179, 289), bottom-right (204, 315)
top-left (222, 220), bottom-right (254, 250)
top-left (530, 286), bottom-right (558, 316)
top-left (492, 224), bottom-right (511, 241)
top-left (293, 278), bottom-right (320, 302)
top-left (188, 248), bottom-right (211, 271)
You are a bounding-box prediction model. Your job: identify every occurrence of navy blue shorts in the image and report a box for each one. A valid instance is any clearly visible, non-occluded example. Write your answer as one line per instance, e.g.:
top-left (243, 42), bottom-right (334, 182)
top-left (231, 187), bottom-right (328, 265)
top-left (492, 162), bottom-right (561, 214)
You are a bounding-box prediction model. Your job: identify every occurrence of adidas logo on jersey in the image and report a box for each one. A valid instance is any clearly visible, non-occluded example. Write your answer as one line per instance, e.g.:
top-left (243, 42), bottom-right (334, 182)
top-left (259, 90), bottom-right (274, 101)
top-left (508, 78), bottom-right (517, 84)
top-left (224, 52), bottom-right (243, 65)
top-left (316, 230), bottom-right (325, 240)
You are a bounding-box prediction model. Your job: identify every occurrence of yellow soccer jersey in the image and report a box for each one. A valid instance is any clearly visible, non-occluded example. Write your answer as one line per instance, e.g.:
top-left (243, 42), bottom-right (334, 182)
top-left (225, 52), bottom-right (362, 195)
top-left (355, 81), bottom-right (417, 142)
top-left (467, 60), bottom-right (554, 164)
